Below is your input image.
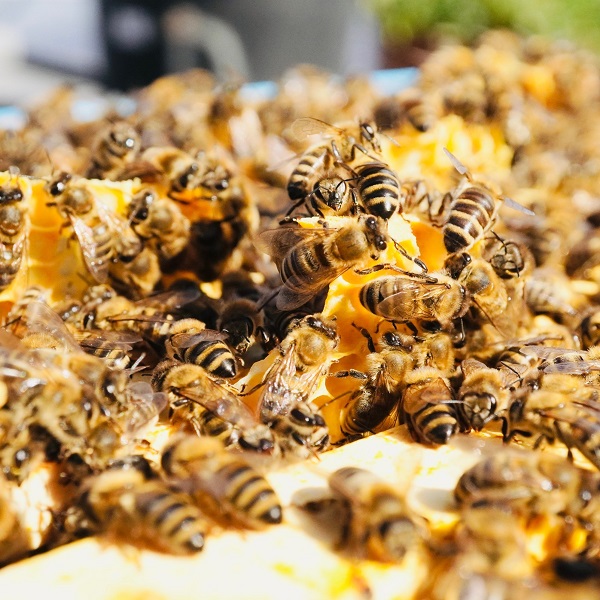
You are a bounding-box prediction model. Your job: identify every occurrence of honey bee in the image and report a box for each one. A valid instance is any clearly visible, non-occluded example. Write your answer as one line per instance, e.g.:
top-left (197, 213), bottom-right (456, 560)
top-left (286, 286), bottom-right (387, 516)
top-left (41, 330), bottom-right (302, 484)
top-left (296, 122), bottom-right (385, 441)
top-left (481, 236), bottom-right (535, 282)
top-left (524, 267), bottom-right (579, 321)
top-left (259, 215), bottom-right (389, 311)
top-left (46, 171), bottom-right (142, 284)
top-left (580, 308), bottom-right (600, 350)
top-left (458, 358), bottom-right (512, 432)
top-left (442, 149), bottom-right (533, 255)
top-left (359, 271), bottom-right (469, 329)
top-left (86, 121), bottom-right (141, 180)
top-left (152, 359), bottom-right (276, 454)
top-left (126, 188), bottom-right (191, 260)
top-left (79, 287), bottom-right (200, 346)
top-left (332, 330), bottom-right (412, 439)
top-left (394, 87), bottom-right (442, 133)
top-left (287, 117), bottom-right (383, 201)
top-left (249, 315), bottom-right (337, 458)
top-left (401, 179), bottom-right (447, 227)
top-left (0, 168), bottom-right (29, 292)
top-left (401, 367), bottom-right (460, 445)
top-left (454, 446), bottom-right (600, 534)
top-left (161, 434), bottom-right (282, 529)
top-left (504, 372), bottom-right (600, 469)
top-left (354, 161), bottom-right (402, 220)
top-left (166, 319), bottom-right (238, 379)
top-left (258, 315), bottom-right (338, 419)
top-left (107, 245), bottom-right (162, 298)
top-left (79, 457), bottom-right (207, 554)
top-left (216, 297), bottom-right (268, 359)
top-left (286, 173), bottom-right (358, 219)
top-left (327, 466), bottom-right (425, 562)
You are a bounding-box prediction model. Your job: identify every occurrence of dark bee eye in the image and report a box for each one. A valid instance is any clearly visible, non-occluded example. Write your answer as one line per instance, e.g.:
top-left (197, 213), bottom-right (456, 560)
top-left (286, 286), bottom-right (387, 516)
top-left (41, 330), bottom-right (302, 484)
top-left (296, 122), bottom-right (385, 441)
top-left (362, 123), bottom-right (375, 140)
top-left (366, 216), bottom-right (377, 230)
top-left (376, 238), bottom-right (387, 251)
top-left (134, 207), bottom-right (149, 221)
top-left (124, 136), bottom-right (136, 149)
top-left (214, 179), bottom-right (229, 191)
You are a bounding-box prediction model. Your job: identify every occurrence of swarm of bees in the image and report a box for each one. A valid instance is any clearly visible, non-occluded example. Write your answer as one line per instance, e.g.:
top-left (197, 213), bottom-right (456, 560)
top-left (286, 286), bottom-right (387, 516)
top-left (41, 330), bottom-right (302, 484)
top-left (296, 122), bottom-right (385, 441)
top-left (4, 28), bottom-right (600, 598)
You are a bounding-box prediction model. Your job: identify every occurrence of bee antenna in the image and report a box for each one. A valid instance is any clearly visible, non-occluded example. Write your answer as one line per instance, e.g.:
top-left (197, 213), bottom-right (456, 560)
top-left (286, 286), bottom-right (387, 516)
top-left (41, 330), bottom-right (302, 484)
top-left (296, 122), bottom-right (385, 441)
top-left (442, 147), bottom-right (469, 176)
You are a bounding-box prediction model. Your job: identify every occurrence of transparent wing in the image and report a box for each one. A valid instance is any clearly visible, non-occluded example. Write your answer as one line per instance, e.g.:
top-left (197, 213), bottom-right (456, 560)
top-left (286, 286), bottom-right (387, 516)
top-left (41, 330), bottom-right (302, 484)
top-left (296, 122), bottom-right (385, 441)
top-left (170, 329), bottom-right (227, 350)
top-left (291, 117), bottom-right (343, 140)
top-left (377, 279), bottom-right (449, 319)
top-left (134, 287), bottom-right (201, 310)
top-left (72, 216), bottom-right (109, 283)
top-left (22, 300), bottom-right (83, 354)
top-left (178, 377), bottom-right (259, 429)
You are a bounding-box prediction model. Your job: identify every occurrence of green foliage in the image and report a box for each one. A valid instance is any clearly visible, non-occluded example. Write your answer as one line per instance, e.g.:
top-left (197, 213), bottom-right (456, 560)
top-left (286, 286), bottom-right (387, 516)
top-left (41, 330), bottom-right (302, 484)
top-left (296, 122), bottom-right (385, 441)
top-left (368, 0), bottom-right (600, 52)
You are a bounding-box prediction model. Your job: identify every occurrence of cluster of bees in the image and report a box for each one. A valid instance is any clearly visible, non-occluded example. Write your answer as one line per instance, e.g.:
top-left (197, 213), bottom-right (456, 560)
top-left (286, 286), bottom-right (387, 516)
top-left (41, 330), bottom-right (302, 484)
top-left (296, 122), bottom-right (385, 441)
top-left (2, 28), bottom-right (600, 597)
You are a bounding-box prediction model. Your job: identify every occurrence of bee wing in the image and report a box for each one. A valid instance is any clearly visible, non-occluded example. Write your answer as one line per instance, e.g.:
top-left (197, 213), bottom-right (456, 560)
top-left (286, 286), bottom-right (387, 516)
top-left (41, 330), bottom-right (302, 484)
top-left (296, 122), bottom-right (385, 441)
top-left (179, 379), bottom-right (258, 429)
top-left (291, 117), bottom-right (342, 140)
top-left (443, 148), bottom-right (469, 175)
top-left (74, 329), bottom-right (140, 352)
top-left (500, 196), bottom-right (535, 216)
top-left (542, 361), bottom-right (600, 375)
top-left (71, 216), bottom-right (109, 283)
top-left (256, 225), bottom-right (328, 261)
top-left (22, 300), bottom-right (83, 354)
top-left (95, 200), bottom-right (134, 237)
top-left (120, 381), bottom-right (168, 437)
top-left (377, 280), bottom-right (449, 320)
top-left (135, 287), bottom-right (201, 310)
top-left (116, 160), bottom-right (163, 182)
top-left (170, 329), bottom-right (227, 350)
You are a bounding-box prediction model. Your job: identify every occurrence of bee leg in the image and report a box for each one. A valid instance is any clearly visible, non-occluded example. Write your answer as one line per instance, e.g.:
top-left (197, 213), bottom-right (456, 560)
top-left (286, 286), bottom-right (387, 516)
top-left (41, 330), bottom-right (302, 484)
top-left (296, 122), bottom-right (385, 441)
top-left (351, 323), bottom-right (376, 353)
top-left (331, 369), bottom-right (368, 380)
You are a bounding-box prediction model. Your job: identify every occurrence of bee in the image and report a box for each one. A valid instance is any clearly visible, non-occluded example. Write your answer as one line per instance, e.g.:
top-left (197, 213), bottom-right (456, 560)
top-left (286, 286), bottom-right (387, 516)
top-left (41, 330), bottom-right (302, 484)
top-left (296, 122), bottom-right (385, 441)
top-left (166, 319), bottom-right (238, 379)
top-left (161, 434), bottom-right (282, 529)
top-left (401, 367), bottom-right (460, 445)
top-left (580, 308), bottom-right (600, 350)
top-left (216, 297), bottom-right (268, 358)
top-left (354, 161), bottom-right (402, 220)
top-left (287, 118), bottom-right (383, 201)
top-left (45, 171), bottom-right (142, 284)
top-left (258, 315), bottom-right (338, 420)
top-left (481, 236), bottom-right (535, 282)
top-left (327, 466), bottom-right (424, 562)
top-left (394, 87), bottom-right (442, 133)
top-left (504, 372), bottom-right (600, 469)
top-left (126, 188), bottom-right (191, 260)
top-left (359, 271), bottom-right (469, 329)
top-left (332, 330), bottom-right (413, 439)
top-left (86, 121), bottom-right (141, 180)
top-left (401, 179), bottom-right (447, 227)
top-left (259, 215), bottom-right (389, 311)
top-left (79, 287), bottom-right (200, 346)
top-left (79, 457), bottom-right (207, 554)
top-left (454, 446), bottom-right (600, 536)
top-left (107, 245), bottom-right (162, 298)
top-left (286, 173), bottom-right (358, 219)
top-left (248, 315), bottom-right (337, 458)
top-left (458, 358), bottom-right (512, 432)
top-left (442, 149), bottom-right (533, 255)
top-left (0, 168), bottom-right (29, 292)
top-left (524, 267), bottom-right (578, 321)
top-left (152, 359), bottom-right (276, 454)
top-left (4, 285), bottom-right (49, 326)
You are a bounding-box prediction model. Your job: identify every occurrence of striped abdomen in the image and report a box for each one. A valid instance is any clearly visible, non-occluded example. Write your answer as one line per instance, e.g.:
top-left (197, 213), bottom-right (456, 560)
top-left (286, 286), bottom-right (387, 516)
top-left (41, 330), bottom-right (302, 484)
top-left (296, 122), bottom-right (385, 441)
top-left (177, 339), bottom-right (237, 379)
top-left (214, 460), bottom-right (282, 528)
top-left (341, 384), bottom-right (398, 438)
top-left (444, 186), bottom-right (497, 254)
top-left (288, 145), bottom-right (330, 200)
top-left (402, 377), bottom-right (459, 445)
top-left (356, 162), bottom-right (401, 220)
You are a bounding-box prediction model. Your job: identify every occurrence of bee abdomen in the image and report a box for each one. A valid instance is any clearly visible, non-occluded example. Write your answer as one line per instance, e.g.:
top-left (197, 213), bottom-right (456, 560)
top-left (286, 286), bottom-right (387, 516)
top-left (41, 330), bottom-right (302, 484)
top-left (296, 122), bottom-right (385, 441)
top-left (184, 341), bottom-right (237, 379)
top-left (219, 463), bottom-right (282, 526)
top-left (136, 485), bottom-right (206, 553)
top-left (357, 163), bottom-right (401, 219)
top-left (444, 190), bottom-right (496, 253)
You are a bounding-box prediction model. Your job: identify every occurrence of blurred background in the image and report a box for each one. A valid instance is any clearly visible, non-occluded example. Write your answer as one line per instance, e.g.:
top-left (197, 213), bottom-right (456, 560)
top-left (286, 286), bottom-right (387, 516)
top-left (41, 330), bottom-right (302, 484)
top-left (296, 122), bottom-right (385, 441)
top-left (1, 0), bottom-right (599, 105)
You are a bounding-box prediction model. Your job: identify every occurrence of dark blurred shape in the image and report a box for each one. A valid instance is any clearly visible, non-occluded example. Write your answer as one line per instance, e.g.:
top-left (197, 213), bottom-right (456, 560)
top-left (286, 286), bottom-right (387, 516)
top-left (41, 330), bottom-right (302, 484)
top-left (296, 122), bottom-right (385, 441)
top-left (101, 0), bottom-right (168, 91)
